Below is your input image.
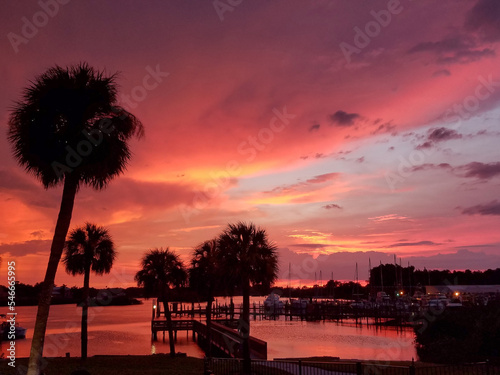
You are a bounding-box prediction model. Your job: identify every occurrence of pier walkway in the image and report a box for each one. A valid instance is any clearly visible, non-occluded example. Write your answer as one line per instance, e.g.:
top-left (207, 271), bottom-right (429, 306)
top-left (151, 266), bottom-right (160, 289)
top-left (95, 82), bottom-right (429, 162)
top-left (151, 299), bottom-right (421, 328)
top-left (151, 318), bottom-right (267, 359)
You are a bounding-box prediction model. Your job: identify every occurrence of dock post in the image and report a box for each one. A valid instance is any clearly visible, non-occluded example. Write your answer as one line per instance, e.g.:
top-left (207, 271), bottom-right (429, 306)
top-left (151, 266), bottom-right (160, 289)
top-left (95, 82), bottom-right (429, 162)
top-left (409, 358), bottom-right (415, 375)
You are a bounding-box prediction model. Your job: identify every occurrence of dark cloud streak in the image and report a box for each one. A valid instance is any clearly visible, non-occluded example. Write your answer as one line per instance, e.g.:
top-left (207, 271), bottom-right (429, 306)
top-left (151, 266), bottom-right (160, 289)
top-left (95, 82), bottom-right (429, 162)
top-left (465, 0), bottom-right (500, 42)
top-left (462, 200), bottom-right (500, 216)
top-left (323, 203), bottom-right (342, 210)
top-left (386, 240), bottom-right (441, 248)
top-left (463, 162), bottom-right (500, 179)
top-left (330, 110), bottom-right (360, 126)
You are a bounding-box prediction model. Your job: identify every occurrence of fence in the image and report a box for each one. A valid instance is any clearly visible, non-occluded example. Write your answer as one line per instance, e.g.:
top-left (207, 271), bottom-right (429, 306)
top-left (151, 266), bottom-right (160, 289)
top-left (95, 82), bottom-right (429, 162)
top-left (207, 358), bottom-right (500, 375)
top-left (415, 363), bottom-right (500, 375)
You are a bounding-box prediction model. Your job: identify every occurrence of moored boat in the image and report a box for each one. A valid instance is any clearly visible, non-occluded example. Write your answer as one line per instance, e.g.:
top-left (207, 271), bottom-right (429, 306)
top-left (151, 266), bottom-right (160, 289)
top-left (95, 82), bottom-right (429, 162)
top-left (1, 314), bottom-right (27, 340)
top-left (264, 293), bottom-right (284, 314)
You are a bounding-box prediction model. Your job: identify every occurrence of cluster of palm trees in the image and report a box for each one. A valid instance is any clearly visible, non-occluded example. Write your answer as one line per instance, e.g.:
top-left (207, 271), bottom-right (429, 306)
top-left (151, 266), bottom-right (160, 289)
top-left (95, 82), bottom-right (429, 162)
top-left (135, 221), bottom-right (279, 373)
top-left (59, 220), bottom-right (277, 375)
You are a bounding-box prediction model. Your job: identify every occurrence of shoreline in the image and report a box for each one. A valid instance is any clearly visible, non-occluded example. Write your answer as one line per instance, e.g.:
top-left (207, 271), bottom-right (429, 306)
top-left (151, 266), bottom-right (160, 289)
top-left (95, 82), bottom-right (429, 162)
top-left (3, 355), bottom-right (495, 375)
top-left (0, 354), bottom-right (422, 365)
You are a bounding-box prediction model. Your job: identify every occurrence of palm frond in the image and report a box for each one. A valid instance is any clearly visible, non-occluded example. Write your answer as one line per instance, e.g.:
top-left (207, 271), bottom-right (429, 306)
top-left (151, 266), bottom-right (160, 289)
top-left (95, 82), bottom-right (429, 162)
top-left (63, 223), bottom-right (116, 277)
top-left (135, 247), bottom-right (188, 298)
top-left (218, 222), bottom-right (279, 290)
top-left (7, 63), bottom-right (144, 189)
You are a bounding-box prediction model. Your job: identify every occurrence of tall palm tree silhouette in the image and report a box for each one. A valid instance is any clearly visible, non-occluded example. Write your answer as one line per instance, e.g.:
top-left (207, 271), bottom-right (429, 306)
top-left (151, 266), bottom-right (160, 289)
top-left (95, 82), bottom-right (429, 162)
top-left (63, 223), bottom-right (116, 360)
top-left (8, 63), bottom-right (143, 375)
top-left (135, 248), bottom-right (187, 357)
top-left (218, 222), bottom-right (279, 374)
top-left (190, 238), bottom-right (221, 357)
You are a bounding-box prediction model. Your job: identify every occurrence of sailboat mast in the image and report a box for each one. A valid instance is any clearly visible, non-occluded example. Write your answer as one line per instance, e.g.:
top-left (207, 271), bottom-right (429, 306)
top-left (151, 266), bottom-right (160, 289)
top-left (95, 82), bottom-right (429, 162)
top-left (380, 260), bottom-right (384, 292)
top-left (288, 262), bottom-right (291, 298)
top-left (408, 261), bottom-right (412, 296)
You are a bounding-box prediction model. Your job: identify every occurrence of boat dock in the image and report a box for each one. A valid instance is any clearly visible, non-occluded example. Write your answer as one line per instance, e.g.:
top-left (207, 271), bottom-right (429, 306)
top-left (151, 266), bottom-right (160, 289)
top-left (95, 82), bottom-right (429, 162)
top-left (151, 299), bottom-right (423, 327)
top-left (151, 318), bottom-right (267, 359)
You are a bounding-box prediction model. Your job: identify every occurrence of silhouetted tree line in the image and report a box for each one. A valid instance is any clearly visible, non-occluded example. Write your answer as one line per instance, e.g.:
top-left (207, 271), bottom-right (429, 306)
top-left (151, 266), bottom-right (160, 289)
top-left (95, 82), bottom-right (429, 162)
top-left (370, 264), bottom-right (500, 288)
top-left (0, 282), bottom-right (278, 306)
top-left (0, 283), bottom-right (142, 306)
top-left (274, 280), bottom-right (368, 300)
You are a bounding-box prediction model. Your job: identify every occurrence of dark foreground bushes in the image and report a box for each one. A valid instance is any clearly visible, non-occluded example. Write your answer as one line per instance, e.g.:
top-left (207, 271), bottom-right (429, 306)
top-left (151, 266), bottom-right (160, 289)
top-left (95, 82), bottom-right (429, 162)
top-left (415, 300), bottom-right (500, 364)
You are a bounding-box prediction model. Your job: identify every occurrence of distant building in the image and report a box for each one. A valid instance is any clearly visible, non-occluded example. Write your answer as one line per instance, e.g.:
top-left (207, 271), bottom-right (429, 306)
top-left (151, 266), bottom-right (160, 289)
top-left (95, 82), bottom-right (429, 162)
top-left (51, 285), bottom-right (72, 299)
top-left (426, 285), bottom-right (500, 295)
top-left (102, 288), bottom-right (126, 297)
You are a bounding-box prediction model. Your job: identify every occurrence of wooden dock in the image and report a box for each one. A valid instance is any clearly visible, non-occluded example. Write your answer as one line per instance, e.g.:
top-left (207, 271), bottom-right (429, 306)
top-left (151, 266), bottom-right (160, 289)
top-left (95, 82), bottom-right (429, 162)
top-left (152, 300), bottom-right (422, 327)
top-left (151, 318), bottom-right (267, 359)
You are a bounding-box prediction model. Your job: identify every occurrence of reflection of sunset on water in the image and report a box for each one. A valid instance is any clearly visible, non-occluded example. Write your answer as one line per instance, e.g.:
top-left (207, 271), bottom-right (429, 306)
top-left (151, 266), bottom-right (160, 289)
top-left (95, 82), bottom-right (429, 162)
top-left (1, 302), bottom-right (414, 361)
top-left (252, 319), bottom-right (415, 361)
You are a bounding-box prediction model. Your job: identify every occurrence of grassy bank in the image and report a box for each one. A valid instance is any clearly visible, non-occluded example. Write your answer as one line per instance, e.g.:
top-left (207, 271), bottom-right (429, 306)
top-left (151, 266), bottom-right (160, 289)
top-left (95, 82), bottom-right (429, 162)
top-left (0, 355), bottom-right (204, 375)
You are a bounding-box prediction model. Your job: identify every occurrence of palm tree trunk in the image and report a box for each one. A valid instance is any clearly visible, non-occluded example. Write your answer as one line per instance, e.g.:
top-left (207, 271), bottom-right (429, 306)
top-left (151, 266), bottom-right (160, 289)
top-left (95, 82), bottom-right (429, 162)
top-left (27, 176), bottom-right (78, 375)
top-left (230, 295), bottom-right (234, 322)
top-left (206, 293), bottom-right (213, 357)
top-left (163, 297), bottom-right (176, 357)
top-left (81, 266), bottom-right (91, 360)
top-left (241, 281), bottom-right (251, 375)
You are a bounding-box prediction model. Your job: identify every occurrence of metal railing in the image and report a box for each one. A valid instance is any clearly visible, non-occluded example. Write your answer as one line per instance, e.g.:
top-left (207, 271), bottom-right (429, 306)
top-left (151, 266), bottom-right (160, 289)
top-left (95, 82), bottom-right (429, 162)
top-left (207, 358), bottom-right (500, 375)
top-left (415, 363), bottom-right (500, 375)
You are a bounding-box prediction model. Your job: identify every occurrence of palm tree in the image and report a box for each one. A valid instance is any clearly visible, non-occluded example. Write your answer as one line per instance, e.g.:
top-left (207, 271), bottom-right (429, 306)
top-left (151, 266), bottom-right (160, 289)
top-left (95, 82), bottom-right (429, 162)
top-left (63, 223), bottom-right (116, 360)
top-left (7, 63), bottom-right (143, 375)
top-left (218, 222), bottom-right (279, 374)
top-left (135, 248), bottom-right (187, 357)
top-left (189, 238), bottom-right (220, 357)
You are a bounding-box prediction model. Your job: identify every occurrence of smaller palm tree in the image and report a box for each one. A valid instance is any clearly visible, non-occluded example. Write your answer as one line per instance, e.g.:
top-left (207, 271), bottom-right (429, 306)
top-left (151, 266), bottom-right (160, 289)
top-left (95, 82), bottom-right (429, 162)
top-left (63, 223), bottom-right (116, 360)
top-left (135, 248), bottom-right (187, 357)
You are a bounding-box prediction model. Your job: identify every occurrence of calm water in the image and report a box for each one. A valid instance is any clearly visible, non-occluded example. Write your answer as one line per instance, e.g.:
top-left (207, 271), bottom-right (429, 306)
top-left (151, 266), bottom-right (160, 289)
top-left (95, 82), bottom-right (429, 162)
top-left (1, 298), bottom-right (416, 361)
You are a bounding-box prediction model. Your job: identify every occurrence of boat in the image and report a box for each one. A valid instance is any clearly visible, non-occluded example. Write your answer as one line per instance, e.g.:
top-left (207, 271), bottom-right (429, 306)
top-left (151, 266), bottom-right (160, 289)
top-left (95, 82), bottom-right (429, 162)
top-left (447, 298), bottom-right (463, 308)
top-left (375, 291), bottom-right (391, 305)
top-left (1, 314), bottom-right (27, 340)
top-left (427, 293), bottom-right (449, 309)
top-left (290, 298), bottom-right (308, 315)
top-left (350, 300), bottom-right (372, 309)
top-left (264, 294), bottom-right (284, 314)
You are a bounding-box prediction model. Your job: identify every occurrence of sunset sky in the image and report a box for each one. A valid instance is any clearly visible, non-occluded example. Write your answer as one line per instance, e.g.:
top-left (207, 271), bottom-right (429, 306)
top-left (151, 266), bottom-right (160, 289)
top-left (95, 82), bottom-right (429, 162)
top-left (1, 0), bottom-right (500, 288)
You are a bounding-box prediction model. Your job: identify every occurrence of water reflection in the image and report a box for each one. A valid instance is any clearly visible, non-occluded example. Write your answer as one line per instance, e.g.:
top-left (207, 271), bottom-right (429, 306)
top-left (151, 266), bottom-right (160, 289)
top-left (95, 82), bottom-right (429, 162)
top-left (1, 299), bottom-right (416, 361)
